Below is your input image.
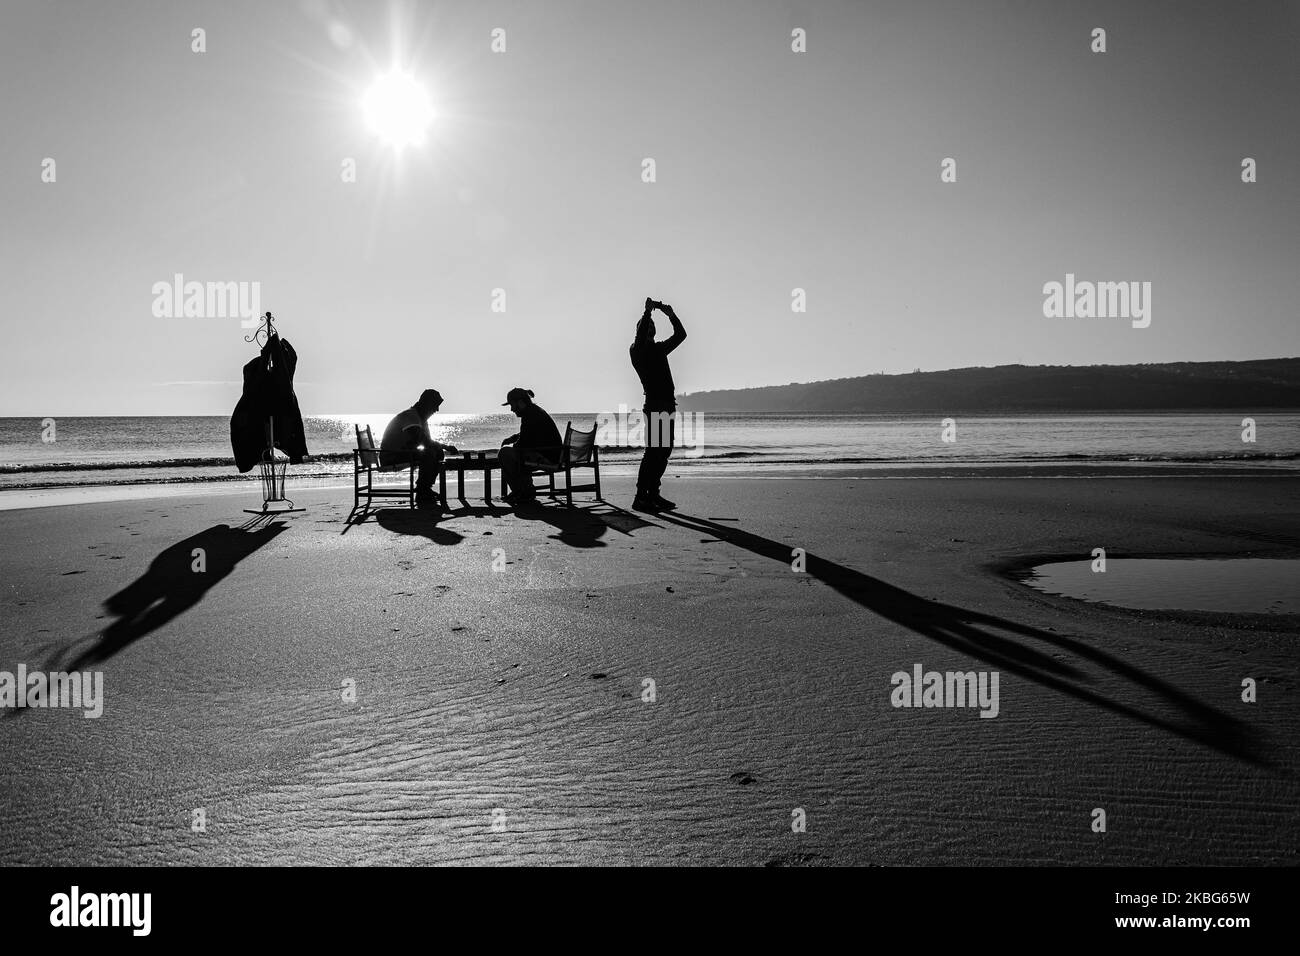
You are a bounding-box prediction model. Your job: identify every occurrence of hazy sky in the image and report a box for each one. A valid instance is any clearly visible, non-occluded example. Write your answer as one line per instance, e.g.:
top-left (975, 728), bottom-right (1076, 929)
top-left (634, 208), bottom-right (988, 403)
top-left (2, 0), bottom-right (1297, 415)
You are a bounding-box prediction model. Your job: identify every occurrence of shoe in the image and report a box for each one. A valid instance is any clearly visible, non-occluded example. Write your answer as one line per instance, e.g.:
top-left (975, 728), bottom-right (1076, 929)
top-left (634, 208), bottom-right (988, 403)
top-left (631, 495), bottom-right (660, 514)
top-left (652, 494), bottom-right (677, 511)
top-left (512, 494), bottom-right (541, 509)
top-left (416, 491), bottom-right (442, 509)
top-left (504, 486), bottom-right (536, 505)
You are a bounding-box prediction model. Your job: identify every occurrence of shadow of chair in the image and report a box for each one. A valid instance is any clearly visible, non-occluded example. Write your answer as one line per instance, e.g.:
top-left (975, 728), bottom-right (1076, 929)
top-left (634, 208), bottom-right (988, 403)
top-left (374, 508), bottom-right (467, 546)
top-left (509, 500), bottom-right (610, 548)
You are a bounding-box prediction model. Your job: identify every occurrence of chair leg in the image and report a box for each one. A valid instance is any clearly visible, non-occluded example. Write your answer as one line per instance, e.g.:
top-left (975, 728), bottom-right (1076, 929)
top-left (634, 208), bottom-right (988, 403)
top-left (565, 467), bottom-right (573, 508)
top-left (594, 459), bottom-right (602, 500)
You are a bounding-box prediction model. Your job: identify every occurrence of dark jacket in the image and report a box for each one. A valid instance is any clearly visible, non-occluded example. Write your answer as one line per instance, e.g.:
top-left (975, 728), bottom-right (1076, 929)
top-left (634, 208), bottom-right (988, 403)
top-left (630, 320), bottom-right (686, 411)
top-left (230, 333), bottom-right (309, 472)
top-left (516, 404), bottom-right (563, 461)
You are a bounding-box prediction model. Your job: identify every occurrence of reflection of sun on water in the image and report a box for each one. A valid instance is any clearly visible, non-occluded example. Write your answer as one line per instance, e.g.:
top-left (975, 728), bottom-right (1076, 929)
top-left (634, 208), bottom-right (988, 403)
top-left (316, 412), bottom-right (483, 446)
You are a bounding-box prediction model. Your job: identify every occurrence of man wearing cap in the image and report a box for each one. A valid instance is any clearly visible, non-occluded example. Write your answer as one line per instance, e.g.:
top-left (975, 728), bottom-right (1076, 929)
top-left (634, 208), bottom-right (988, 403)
top-left (498, 387), bottom-right (563, 507)
top-left (380, 388), bottom-right (457, 508)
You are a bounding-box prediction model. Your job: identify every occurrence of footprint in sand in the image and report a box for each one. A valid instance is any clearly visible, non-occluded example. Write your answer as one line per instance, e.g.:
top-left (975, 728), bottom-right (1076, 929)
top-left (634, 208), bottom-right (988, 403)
top-left (61, 570), bottom-right (87, 576)
top-left (729, 771), bottom-right (756, 786)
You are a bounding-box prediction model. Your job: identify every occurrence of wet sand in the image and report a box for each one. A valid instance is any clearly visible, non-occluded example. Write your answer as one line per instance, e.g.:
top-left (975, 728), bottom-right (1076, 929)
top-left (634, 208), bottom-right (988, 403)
top-left (0, 473), bottom-right (1297, 865)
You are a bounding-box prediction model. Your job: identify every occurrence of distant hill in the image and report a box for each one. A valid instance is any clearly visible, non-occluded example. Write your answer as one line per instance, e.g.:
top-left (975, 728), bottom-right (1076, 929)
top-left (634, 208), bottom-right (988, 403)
top-left (677, 359), bottom-right (1300, 413)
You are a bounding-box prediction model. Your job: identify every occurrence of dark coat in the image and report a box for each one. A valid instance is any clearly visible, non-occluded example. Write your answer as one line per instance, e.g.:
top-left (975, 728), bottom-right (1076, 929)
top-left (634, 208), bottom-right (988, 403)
top-left (230, 333), bottom-right (309, 472)
top-left (516, 404), bottom-right (563, 460)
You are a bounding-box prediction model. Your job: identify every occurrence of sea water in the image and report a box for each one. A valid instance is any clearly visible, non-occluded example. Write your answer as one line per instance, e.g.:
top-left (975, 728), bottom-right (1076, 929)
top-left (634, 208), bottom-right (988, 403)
top-left (1021, 558), bottom-right (1299, 614)
top-left (1, 412), bottom-right (1296, 490)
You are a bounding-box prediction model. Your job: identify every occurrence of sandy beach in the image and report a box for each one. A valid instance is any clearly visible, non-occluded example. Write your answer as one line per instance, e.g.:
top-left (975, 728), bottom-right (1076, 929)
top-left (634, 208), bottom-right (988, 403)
top-left (0, 472), bottom-right (1296, 866)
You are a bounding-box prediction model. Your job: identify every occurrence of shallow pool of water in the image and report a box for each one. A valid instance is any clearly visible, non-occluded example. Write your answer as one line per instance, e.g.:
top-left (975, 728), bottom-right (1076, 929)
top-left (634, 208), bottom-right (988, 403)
top-left (1019, 558), bottom-right (1298, 614)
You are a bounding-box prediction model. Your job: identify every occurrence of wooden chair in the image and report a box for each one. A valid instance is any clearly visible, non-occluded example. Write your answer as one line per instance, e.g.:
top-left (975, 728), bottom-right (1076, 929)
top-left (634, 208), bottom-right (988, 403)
top-left (352, 424), bottom-right (417, 513)
top-left (529, 421), bottom-right (602, 507)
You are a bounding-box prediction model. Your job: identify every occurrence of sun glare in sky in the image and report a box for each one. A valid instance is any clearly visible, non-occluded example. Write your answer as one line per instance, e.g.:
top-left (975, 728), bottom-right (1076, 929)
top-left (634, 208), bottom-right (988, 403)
top-left (361, 69), bottom-right (435, 150)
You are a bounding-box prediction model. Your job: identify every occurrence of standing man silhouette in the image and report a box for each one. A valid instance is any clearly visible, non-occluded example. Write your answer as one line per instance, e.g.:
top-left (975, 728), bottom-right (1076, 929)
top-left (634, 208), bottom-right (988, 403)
top-left (629, 297), bottom-right (687, 513)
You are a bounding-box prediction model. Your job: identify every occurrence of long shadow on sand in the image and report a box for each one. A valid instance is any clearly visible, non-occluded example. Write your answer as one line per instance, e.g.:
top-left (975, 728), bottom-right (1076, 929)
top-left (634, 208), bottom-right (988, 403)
top-left (48, 518), bottom-right (287, 673)
top-left (344, 498), bottom-right (507, 533)
top-left (510, 502), bottom-right (609, 548)
top-left (366, 500), bottom-right (653, 550)
top-left (374, 508), bottom-right (470, 545)
top-left (658, 511), bottom-right (1264, 765)
top-left (509, 499), bottom-right (663, 548)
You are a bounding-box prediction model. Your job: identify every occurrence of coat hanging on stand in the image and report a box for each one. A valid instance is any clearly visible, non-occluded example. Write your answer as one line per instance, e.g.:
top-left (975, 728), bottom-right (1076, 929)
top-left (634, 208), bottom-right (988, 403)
top-left (230, 315), bottom-right (309, 473)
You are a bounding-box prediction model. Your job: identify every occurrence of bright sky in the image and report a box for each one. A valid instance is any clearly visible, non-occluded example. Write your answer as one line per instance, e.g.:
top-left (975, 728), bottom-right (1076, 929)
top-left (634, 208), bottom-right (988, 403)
top-left (2, 0), bottom-right (1297, 415)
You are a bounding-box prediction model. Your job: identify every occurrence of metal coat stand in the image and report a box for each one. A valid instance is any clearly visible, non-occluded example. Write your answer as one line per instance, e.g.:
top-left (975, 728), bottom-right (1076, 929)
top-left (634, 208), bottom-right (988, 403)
top-left (243, 311), bottom-right (305, 515)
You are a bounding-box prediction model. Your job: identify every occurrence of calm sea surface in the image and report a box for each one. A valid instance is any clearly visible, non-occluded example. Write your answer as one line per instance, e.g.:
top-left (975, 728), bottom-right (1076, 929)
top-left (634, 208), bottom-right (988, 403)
top-left (0, 413), bottom-right (1296, 490)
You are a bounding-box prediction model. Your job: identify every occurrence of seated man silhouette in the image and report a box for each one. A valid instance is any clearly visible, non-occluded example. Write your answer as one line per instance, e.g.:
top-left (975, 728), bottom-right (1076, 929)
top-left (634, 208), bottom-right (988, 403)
top-left (380, 388), bottom-right (457, 508)
top-left (497, 387), bottom-right (562, 507)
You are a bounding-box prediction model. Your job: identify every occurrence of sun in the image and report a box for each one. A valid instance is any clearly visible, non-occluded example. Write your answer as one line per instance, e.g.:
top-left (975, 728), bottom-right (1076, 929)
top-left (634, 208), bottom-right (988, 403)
top-left (362, 70), bottom-right (435, 150)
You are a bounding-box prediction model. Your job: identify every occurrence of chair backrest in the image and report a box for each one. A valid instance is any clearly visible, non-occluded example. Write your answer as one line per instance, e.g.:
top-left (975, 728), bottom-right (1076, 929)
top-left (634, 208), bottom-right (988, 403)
top-left (355, 424), bottom-right (380, 467)
top-left (564, 421), bottom-right (596, 467)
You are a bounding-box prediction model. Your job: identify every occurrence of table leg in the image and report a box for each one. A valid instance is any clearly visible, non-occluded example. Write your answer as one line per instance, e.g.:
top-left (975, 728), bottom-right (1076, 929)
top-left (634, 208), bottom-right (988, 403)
top-left (458, 467), bottom-right (465, 502)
